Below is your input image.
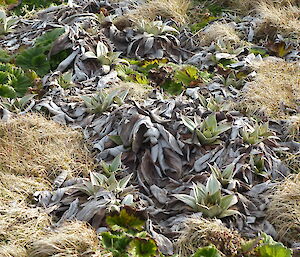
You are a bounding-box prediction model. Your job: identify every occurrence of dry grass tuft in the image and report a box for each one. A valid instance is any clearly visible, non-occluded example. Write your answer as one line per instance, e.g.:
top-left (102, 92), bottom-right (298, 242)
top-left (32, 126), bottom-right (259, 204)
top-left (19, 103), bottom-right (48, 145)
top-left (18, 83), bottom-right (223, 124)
top-left (0, 114), bottom-right (98, 256)
top-left (176, 218), bottom-right (244, 257)
top-left (0, 113), bottom-right (95, 179)
top-left (27, 221), bottom-right (100, 257)
top-left (255, 1), bottom-right (300, 39)
top-left (209, 0), bottom-right (300, 14)
top-left (0, 203), bottom-right (51, 252)
top-left (126, 0), bottom-right (190, 24)
top-left (286, 115), bottom-right (300, 140)
top-left (0, 245), bottom-right (27, 257)
top-left (104, 82), bottom-right (153, 102)
top-left (241, 59), bottom-right (300, 119)
top-left (267, 174), bottom-right (300, 243)
top-left (198, 22), bottom-right (242, 47)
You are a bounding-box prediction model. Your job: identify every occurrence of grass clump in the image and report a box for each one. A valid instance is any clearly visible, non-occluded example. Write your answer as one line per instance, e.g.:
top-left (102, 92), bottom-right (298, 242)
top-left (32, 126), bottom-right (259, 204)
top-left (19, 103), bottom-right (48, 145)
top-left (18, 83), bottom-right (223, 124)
top-left (267, 174), bottom-right (300, 243)
top-left (27, 221), bottom-right (100, 257)
top-left (0, 113), bottom-right (95, 179)
top-left (240, 59), bottom-right (300, 119)
top-left (198, 22), bottom-right (242, 47)
top-left (0, 203), bottom-right (51, 254)
top-left (126, 0), bottom-right (190, 24)
top-left (176, 218), bottom-right (244, 257)
top-left (103, 82), bottom-right (153, 102)
top-left (256, 1), bottom-right (300, 40)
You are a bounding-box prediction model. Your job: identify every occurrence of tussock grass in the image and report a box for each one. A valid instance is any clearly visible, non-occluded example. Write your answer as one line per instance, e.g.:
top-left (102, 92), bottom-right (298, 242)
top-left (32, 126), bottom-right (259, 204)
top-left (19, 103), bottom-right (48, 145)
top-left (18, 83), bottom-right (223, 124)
top-left (104, 82), bottom-right (153, 101)
top-left (126, 0), bottom-right (190, 24)
top-left (0, 114), bottom-right (98, 256)
top-left (176, 217), bottom-right (244, 257)
top-left (207, 0), bottom-right (300, 14)
top-left (198, 22), bottom-right (242, 46)
top-left (0, 114), bottom-right (95, 179)
top-left (267, 174), bottom-right (300, 242)
top-left (241, 59), bottom-right (300, 119)
top-left (256, 1), bottom-right (300, 39)
top-left (0, 203), bottom-right (51, 254)
top-left (27, 221), bottom-right (100, 257)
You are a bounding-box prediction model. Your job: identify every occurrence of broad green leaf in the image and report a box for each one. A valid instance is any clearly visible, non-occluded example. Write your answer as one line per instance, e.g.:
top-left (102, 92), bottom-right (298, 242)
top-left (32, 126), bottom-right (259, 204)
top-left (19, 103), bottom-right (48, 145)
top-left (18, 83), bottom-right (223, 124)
top-left (206, 205), bottom-right (223, 218)
top-left (192, 183), bottom-right (206, 203)
top-left (16, 47), bottom-right (50, 76)
top-left (106, 207), bottom-right (146, 232)
top-left (174, 194), bottom-right (197, 209)
top-left (206, 174), bottom-right (221, 195)
top-left (222, 163), bottom-right (235, 179)
top-left (218, 209), bottom-right (240, 218)
top-left (192, 245), bottom-right (221, 257)
top-left (101, 231), bottom-right (132, 256)
top-left (182, 116), bottom-right (196, 132)
top-left (35, 28), bottom-right (65, 51)
top-left (110, 153), bottom-right (122, 173)
top-left (204, 114), bottom-right (217, 131)
top-left (131, 238), bottom-right (158, 257)
top-left (219, 194), bottom-right (238, 210)
top-left (122, 194), bottom-right (134, 206)
top-left (83, 51), bottom-right (97, 59)
top-left (118, 174), bottom-right (132, 190)
top-left (257, 244), bottom-right (292, 257)
top-left (107, 173), bottom-right (119, 191)
top-left (96, 41), bottom-right (109, 57)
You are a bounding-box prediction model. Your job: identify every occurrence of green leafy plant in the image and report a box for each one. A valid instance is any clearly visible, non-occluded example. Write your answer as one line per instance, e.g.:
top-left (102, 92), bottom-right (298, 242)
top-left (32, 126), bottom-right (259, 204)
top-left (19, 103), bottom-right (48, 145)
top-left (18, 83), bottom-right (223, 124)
top-left (136, 20), bottom-right (179, 36)
top-left (174, 173), bottom-right (240, 218)
top-left (57, 71), bottom-right (74, 89)
top-left (101, 207), bottom-right (158, 257)
top-left (182, 113), bottom-right (231, 145)
top-left (174, 65), bottom-right (210, 86)
top-left (78, 172), bottom-right (132, 197)
top-left (0, 48), bottom-right (11, 63)
top-left (218, 70), bottom-right (247, 89)
top-left (0, 9), bottom-right (17, 35)
top-left (0, 94), bottom-right (36, 112)
top-left (16, 47), bottom-right (50, 77)
top-left (241, 123), bottom-right (273, 145)
top-left (0, 62), bottom-right (36, 98)
top-left (242, 233), bottom-right (292, 257)
top-left (116, 65), bottom-right (149, 85)
top-left (101, 154), bottom-right (123, 177)
top-left (81, 89), bottom-right (128, 114)
top-left (192, 245), bottom-right (221, 257)
top-left (83, 41), bottom-right (128, 70)
top-left (160, 65), bottom-right (211, 95)
top-left (198, 94), bottom-right (226, 112)
top-left (11, 0), bottom-right (63, 16)
top-left (249, 154), bottom-right (266, 175)
top-left (209, 163), bottom-right (236, 187)
top-left (128, 20), bottom-right (180, 59)
top-left (16, 28), bottom-right (65, 76)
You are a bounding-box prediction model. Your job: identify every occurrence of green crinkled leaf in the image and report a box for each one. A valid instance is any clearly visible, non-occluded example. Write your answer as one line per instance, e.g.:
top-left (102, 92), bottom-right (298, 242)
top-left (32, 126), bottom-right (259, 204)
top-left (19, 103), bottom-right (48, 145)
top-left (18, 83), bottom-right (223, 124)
top-left (0, 48), bottom-right (11, 63)
top-left (131, 238), bottom-right (158, 257)
top-left (35, 28), bottom-right (65, 51)
top-left (161, 79), bottom-right (182, 95)
top-left (0, 63), bottom-right (34, 98)
top-left (101, 232), bottom-right (132, 257)
top-left (15, 28), bottom-right (65, 76)
top-left (257, 243), bottom-right (292, 257)
top-left (174, 65), bottom-right (199, 86)
top-left (192, 245), bottom-right (222, 257)
top-left (0, 83), bottom-right (16, 98)
top-left (106, 207), bottom-right (146, 232)
top-left (16, 47), bottom-right (50, 76)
